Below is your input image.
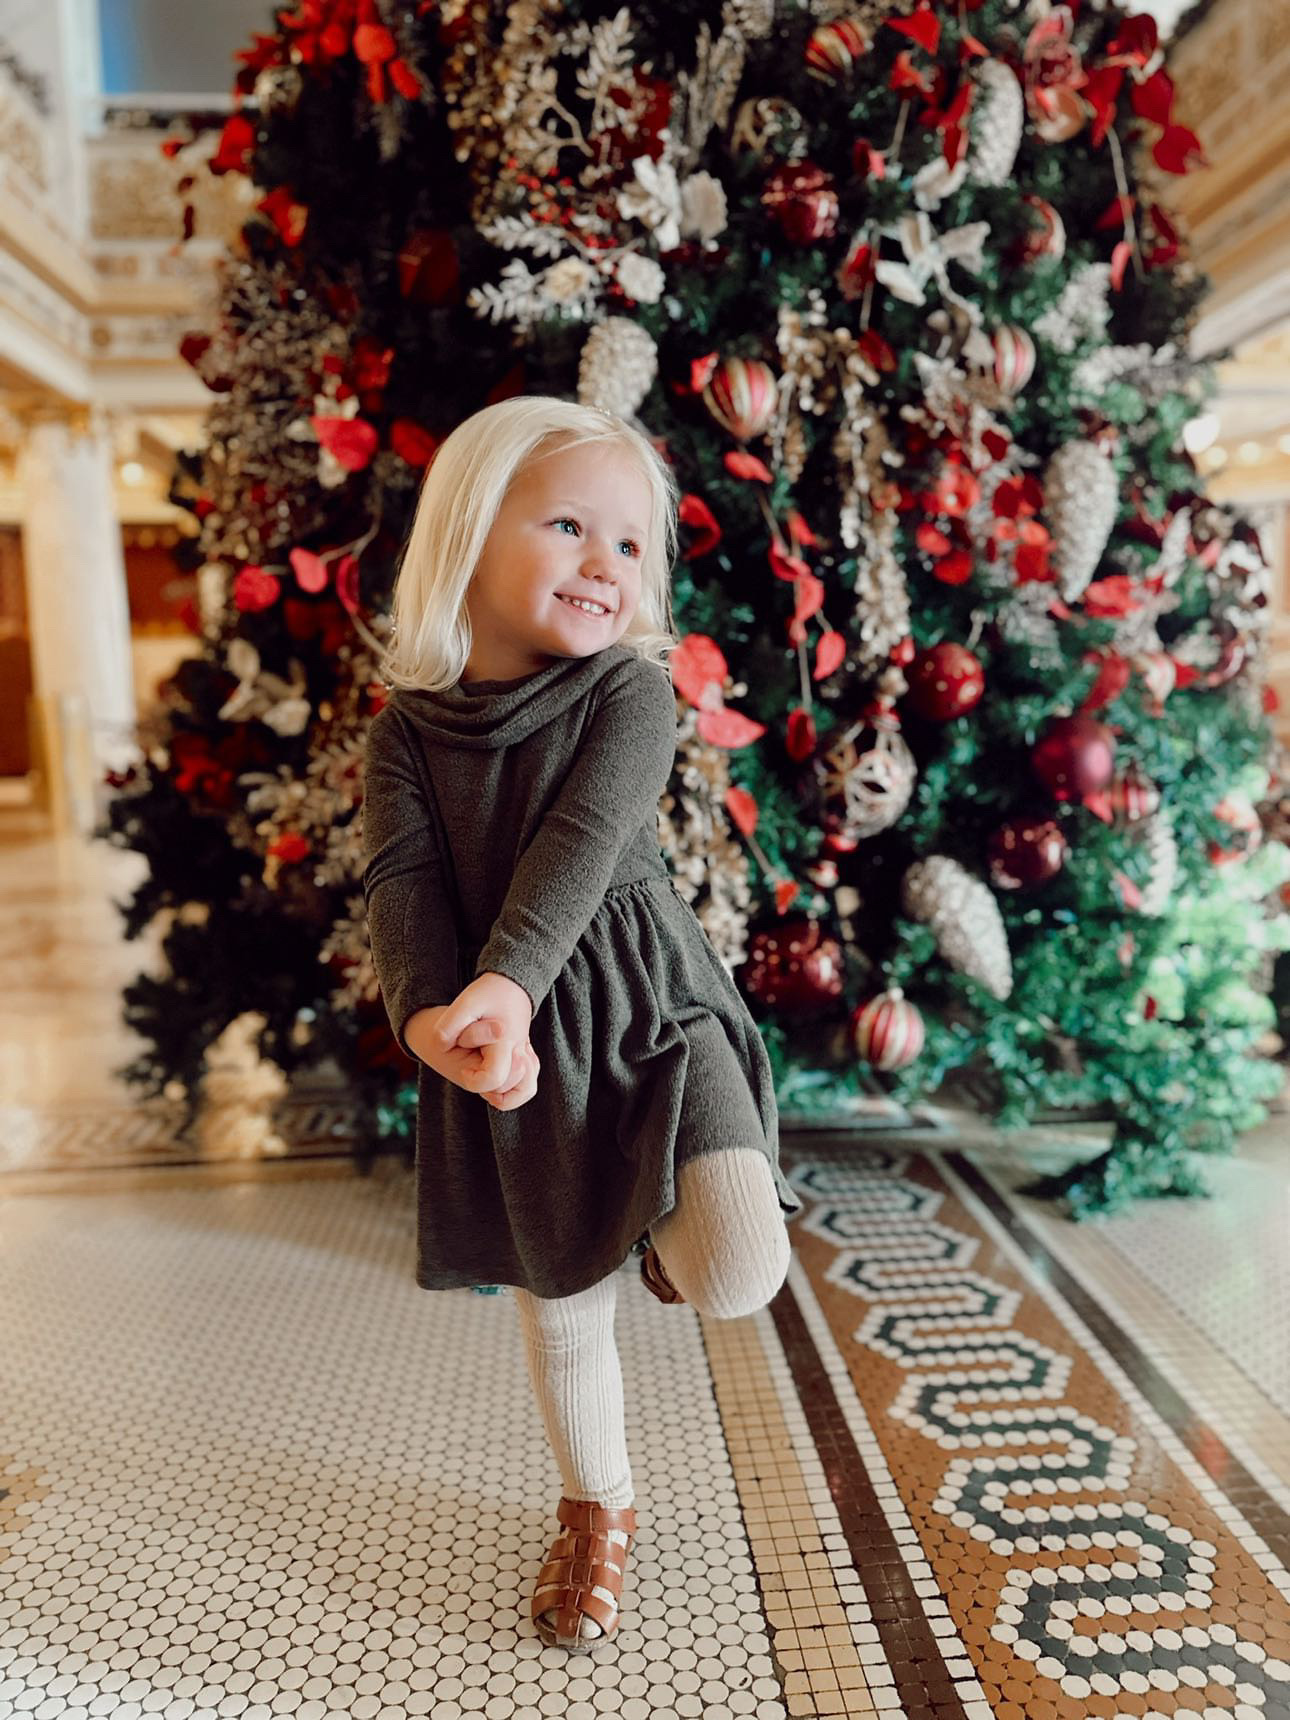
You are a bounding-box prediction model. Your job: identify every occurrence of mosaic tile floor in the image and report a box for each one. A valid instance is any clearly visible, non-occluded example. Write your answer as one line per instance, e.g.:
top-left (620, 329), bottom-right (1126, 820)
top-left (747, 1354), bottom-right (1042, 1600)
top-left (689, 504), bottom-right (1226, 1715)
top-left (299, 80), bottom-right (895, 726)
top-left (3, 1137), bottom-right (1289, 1720)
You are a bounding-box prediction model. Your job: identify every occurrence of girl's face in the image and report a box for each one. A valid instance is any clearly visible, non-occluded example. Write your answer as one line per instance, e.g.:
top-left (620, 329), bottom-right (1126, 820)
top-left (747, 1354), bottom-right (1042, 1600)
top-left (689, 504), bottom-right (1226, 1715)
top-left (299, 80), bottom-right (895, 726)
top-left (462, 437), bottom-right (651, 682)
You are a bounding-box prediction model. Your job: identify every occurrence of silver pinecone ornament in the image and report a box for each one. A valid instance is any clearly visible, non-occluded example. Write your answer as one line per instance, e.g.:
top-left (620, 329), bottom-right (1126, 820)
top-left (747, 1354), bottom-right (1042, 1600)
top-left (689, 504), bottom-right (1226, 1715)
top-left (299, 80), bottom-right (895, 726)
top-left (1137, 814), bottom-right (1179, 918)
top-left (900, 855), bottom-right (1014, 1000)
top-left (967, 60), bottom-right (1023, 188)
top-left (577, 317), bottom-right (659, 419)
top-left (1044, 437), bottom-right (1118, 602)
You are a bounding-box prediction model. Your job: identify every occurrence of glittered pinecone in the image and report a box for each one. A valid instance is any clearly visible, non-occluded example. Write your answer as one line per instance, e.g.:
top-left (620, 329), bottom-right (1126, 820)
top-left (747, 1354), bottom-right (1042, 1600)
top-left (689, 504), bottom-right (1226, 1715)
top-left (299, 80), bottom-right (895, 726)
top-left (966, 59), bottom-right (1023, 188)
top-left (900, 855), bottom-right (1013, 1001)
top-left (1043, 438), bottom-right (1119, 603)
top-left (577, 317), bottom-right (659, 419)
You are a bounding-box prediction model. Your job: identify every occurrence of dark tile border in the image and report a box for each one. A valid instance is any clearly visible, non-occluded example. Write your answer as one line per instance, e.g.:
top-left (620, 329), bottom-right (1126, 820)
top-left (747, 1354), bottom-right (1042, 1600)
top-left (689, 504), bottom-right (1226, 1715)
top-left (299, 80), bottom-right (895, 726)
top-left (943, 1149), bottom-right (1290, 1575)
top-left (769, 1279), bottom-right (971, 1720)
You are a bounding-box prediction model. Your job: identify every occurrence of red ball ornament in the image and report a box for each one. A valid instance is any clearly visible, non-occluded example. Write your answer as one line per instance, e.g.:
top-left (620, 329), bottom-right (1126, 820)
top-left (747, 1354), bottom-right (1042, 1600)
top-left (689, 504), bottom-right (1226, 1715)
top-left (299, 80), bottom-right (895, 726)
top-left (761, 163), bottom-right (839, 243)
top-left (741, 915), bottom-right (845, 1014)
top-left (850, 987), bottom-right (924, 1071)
top-left (702, 356), bottom-right (778, 441)
top-left (906, 642), bottom-right (985, 721)
top-left (987, 817), bottom-right (1069, 889)
top-left (1032, 714), bottom-right (1115, 801)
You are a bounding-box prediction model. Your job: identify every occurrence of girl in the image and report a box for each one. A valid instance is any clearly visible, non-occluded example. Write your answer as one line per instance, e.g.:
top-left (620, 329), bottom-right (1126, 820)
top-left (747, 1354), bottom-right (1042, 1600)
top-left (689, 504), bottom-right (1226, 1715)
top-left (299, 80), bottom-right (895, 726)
top-left (361, 394), bottom-right (802, 1652)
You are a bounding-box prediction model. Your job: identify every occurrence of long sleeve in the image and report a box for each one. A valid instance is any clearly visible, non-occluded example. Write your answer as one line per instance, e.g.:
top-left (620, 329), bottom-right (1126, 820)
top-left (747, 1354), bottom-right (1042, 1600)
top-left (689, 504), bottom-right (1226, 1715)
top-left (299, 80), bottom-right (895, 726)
top-left (361, 707), bottom-right (460, 1059)
top-left (473, 656), bottom-right (678, 1015)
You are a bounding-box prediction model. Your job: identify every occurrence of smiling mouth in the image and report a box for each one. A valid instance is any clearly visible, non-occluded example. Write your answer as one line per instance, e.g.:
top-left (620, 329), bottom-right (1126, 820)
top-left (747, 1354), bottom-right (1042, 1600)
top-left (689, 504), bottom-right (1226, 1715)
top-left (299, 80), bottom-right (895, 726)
top-left (557, 595), bottom-right (613, 618)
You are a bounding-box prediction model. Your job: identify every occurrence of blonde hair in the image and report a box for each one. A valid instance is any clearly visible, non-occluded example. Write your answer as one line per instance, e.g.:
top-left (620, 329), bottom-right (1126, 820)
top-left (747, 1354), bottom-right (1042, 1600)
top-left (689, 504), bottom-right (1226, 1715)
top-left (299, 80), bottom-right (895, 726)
top-left (380, 395), bottom-right (681, 692)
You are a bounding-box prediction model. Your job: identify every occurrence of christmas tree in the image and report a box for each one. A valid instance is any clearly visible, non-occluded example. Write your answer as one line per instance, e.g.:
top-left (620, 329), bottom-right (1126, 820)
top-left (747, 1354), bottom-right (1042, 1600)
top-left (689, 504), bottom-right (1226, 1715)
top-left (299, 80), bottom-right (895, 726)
top-left (102, 0), bottom-right (1290, 1215)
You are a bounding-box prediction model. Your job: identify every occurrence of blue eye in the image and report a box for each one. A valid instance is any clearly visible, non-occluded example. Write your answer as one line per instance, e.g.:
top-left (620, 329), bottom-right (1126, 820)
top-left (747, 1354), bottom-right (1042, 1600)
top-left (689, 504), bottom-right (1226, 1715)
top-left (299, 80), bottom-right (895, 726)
top-left (551, 517), bottom-right (639, 556)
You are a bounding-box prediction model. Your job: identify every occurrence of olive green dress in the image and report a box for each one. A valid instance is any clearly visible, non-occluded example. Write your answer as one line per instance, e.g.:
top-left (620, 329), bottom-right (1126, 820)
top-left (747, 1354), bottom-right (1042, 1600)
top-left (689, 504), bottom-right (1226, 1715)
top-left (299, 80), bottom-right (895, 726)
top-left (361, 639), bottom-right (802, 1299)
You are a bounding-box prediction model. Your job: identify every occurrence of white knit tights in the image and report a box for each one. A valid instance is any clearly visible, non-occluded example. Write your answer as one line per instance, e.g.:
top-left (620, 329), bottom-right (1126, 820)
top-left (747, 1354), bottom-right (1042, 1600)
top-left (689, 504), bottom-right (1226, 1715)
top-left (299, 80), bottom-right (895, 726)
top-left (512, 1145), bottom-right (790, 1641)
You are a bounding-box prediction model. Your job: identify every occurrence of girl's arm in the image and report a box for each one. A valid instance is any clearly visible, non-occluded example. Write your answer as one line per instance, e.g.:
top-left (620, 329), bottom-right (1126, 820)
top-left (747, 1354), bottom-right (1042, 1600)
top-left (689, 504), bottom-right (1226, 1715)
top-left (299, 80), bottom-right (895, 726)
top-left (361, 707), bottom-right (461, 1059)
top-left (468, 655), bottom-right (678, 1017)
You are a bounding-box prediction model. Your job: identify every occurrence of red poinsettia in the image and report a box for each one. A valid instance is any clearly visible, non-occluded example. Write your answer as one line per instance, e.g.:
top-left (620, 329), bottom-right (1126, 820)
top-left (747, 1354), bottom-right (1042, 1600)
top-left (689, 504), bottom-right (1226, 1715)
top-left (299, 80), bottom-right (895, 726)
top-left (311, 415), bottom-right (379, 471)
top-left (256, 184), bottom-right (308, 246)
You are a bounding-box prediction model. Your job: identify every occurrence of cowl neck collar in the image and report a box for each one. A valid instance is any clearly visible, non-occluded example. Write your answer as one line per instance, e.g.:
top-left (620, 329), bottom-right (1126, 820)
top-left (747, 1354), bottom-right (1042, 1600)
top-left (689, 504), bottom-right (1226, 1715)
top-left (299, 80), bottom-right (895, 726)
top-left (386, 641), bottom-right (635, 750)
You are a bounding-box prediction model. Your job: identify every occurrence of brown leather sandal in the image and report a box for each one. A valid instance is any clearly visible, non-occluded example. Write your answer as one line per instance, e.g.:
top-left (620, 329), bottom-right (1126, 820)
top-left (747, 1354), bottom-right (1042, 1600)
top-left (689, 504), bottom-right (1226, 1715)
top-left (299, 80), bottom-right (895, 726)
top-left (640, 1241), bottom-right (686, 1305)
top-left (531, 1495), bottom-right (638, 1650)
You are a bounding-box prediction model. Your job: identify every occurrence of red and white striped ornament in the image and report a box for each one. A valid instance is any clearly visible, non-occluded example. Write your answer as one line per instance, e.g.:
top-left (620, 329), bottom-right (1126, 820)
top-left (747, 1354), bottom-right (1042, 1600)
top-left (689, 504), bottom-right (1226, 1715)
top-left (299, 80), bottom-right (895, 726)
top-left (1107, 762), bottom-right (1161, 825)
top-left (1013, 194), bottom-right (1066, 264)
top-left (702, 356), bottom-right (778, 442)
top-left (804, 18), bottom-right (871, 82)
top-left (992, 325), bottom-right (1036, 394)
top-left (850, 987), bottom-right (925, 1071)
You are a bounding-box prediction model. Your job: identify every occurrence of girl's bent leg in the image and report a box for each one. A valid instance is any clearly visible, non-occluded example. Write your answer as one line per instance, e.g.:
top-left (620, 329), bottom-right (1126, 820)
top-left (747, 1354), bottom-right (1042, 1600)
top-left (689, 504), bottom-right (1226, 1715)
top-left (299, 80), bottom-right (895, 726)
top-left (511, 1271), bottom-right (634, 1509)
top-left (648, 1145), bottom-right (790, 1320)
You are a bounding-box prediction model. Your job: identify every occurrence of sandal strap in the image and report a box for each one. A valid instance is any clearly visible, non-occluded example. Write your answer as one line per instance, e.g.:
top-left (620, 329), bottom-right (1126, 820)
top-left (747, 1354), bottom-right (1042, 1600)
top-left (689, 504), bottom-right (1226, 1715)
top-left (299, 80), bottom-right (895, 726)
top-left (551, 1528), bottom-right (628, 1568)
top-left (543, 1584), bottom-right (618, 1637)
top-left (535, 1552), bottom-right (623, 1591)
top-left (557, 1496), bottom-right (637, 1537)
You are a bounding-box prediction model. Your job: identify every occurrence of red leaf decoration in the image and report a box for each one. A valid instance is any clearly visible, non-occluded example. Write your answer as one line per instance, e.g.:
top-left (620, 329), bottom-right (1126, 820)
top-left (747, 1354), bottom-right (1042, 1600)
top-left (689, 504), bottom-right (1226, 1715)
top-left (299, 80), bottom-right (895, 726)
top-left (670, 634), bottom-right (729, 707)
top-left (210, 113), bottom-right (255, 176)
top-left (890, 50), bottom-right (934, 96)
top-left (389, 58), bottom-right (422, 100)
top-left (1015, 541), bottom-right (1053, 583)
top-left (1080, 652), bottom-right (1131, 712)
top-left (793, 571), bottom-right (825, 626)
top-left (233, 566), bottom-right (281, 613)
top-left (353, 23), bottom-right (396, 61)
top-left (256, 184), bottom-right (308, 246)
top-left (1082, 65), bottom-right (1124, 147)
top-left (1172, 658), bottom-right (1200, 690)
top-left (311, 416), bottom-right (379, 471)
top-left (289, 548), bottom-right (329, 594)
top-left (1086, 792), bottom-right (1115, 825)
top-left (335, 554), bottom-right (360, 616)
top-left (724, 450), bottom-right (774, 482)
top-left (1110, 238), bottom-right (1134, 291)
top-left (982, 428), bottom-right (1010, 461)
top-left (769, 540), bottom-right (810, 582)
top-left (690, 352), bottom-right (719, 393)
top-left (885, 6), bottom-right (940, 52)
top-left (814, 630), bottom-right (846, 680)
top-left (1153, 123), bottom-right (1206, 175)
top-left (678, 493), bottom-right (722, 558)
top-left (934, 550), bottom-right (973, 585)
top-left (787, 510), bottom-right (820, 548)
top-left (1084, 575), bottom-right (1140, 617)
top-left (697, 706), bottom-right (767, 748)
top-left (785, 707), bottom-right (817, 762)
top-left (390, 418), bottom-right (439, 466)
top-left (1096, 194), bottom-right (1135, 232)
top-left (1131, 67), bottom-right (1174, 127)
top-left (917, 523), bottom-right (951, 554)
top-left (857, 329), bottom-right (897, 371)
top-left (774, 878), bottom-right (800, 913)
top-left (725, 784), bottom-right (758, 837)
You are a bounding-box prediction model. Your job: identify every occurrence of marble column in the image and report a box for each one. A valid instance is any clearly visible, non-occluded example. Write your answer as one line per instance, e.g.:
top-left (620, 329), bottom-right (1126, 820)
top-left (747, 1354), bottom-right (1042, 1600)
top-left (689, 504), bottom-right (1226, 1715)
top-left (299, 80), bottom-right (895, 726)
top-left (17, 402), bottom-right (137, 829)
